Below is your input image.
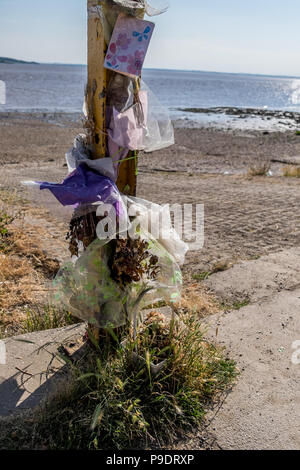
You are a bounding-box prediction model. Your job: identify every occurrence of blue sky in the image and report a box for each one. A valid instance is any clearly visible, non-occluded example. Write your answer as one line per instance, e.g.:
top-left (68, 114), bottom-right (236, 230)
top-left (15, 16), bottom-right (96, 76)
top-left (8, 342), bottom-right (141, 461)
top-left (1, 0), bottom-right (300, 76)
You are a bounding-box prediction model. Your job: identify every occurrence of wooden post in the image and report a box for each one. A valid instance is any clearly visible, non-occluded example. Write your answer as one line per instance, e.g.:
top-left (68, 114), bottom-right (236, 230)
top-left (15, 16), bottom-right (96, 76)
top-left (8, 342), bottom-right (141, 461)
top-left (87, 0), bottom-right (138, 191)
top-left (87, 0), bottom-right (106, 159)
top-left (86, 0), bottom-right (106, 342)
top-left (86, 0), bottom-right (139, 342)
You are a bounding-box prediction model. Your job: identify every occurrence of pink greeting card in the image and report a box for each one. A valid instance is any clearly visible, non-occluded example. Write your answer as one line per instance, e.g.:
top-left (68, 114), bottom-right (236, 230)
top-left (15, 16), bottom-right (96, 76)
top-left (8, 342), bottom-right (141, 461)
top-left (104, 14), bottom-right (155, 78)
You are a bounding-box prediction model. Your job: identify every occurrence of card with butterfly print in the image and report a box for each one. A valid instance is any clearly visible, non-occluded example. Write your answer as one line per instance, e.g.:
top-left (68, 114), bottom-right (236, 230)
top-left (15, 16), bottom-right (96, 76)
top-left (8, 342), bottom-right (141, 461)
top-left (104, 13), bottom-right (155, 78)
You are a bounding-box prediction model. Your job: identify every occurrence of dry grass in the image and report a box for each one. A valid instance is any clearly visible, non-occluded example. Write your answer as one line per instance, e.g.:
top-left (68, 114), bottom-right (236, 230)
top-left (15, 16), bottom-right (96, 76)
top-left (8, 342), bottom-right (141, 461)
top-left (174, 283), bottom-right (219, 318)
top-left (211, 260), bottom-right (231, 273)
top-left (0, 188), bottom-right (27, 207)
top-left (247, 161), bottom-right (271, 177)
top-left (11, 228), bottom-right (60, 278)
top-left (282, 165), bottom-right (300, 178)
top-left (0, 253), bottom-right (30, 281)
top-left (0, 253), bottom-right (39, 315)
top-left (192, 260), bottom-right (231, 283)
top-left (0, 199), bottom-right (66, 337)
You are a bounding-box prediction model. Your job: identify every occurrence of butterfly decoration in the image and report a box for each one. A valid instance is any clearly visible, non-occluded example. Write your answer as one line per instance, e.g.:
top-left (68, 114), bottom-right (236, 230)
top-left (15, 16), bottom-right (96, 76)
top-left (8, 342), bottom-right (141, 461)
top-left (133, 26), bottom-right (152, 42)
top-left (104, 15), bottom-right (154, 77)
top-left (106, 42), bottom-right (128, 69)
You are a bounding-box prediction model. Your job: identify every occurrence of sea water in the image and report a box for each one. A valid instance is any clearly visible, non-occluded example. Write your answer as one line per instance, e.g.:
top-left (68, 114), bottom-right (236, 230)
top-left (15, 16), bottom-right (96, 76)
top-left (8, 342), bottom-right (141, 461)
top-left (1, 63), bottom-right (300, 130)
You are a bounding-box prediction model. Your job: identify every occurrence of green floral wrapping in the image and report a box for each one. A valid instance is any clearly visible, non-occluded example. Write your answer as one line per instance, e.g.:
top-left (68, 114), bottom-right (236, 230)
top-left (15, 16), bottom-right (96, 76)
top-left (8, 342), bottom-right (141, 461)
top-left (52, 229), bottom-right (182, 329)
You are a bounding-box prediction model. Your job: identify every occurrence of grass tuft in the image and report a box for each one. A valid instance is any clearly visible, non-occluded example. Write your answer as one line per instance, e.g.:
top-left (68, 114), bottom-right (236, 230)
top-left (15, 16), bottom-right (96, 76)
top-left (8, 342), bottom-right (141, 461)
top-left (0, 311), bottom-right (236, 450)
top-left (232, 298), bottom-right (250, 310)
top-left (192, 261), bottom-right (231, 283)
top-left (222, 298), bottom-right (250, 311)
top-left (247, 162), bottom-right (271, 177)
top-left (174, 284), bottom-right (219, 318)
top-left (282, 165), bottom-right (300, 178)
top-left (192, 272), bottom-right (210, 281)
top-left (23, 305), bottom-right (78, 333)
top-left (0, 203), bottom-right (76, 339)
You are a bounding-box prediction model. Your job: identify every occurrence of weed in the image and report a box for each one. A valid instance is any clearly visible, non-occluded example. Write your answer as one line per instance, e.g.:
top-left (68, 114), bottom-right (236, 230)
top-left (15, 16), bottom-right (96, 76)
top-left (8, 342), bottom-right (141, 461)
top-left (282, 166), bottom-right (300, 178)
top-left (23, 305), bottom-right (78, 333)
top-left (192, 272), bottom-right (210, 281)
top-left (220, 297), bottom-right (250, 312)
top-left (211, 261), bottom-right (230, 274)
top-left (247, 162), bottom-right (271, 177)
top-left (232, 299), bottom-right (250, 310)
top-left (0, 211), bottom-right (16, 251)
top-left (192, 262), bottom-right (230, 283)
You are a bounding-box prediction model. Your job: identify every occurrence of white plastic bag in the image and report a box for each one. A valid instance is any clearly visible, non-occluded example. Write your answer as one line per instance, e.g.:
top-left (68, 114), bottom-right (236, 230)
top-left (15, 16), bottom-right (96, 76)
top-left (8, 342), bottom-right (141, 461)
top-left (66, 134), bottom-right (117, 181)
top-left (125, 196), bottom-right (189, 266)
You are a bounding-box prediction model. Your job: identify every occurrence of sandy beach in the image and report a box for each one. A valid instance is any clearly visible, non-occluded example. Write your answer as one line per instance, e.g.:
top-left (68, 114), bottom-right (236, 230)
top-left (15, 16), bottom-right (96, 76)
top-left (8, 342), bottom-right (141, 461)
top-left (2, 0), bottom-right (300, 450)
top-left (1, 112), bottom-right (300, 450)
top-left (1, 111), bottom-right (300, 279)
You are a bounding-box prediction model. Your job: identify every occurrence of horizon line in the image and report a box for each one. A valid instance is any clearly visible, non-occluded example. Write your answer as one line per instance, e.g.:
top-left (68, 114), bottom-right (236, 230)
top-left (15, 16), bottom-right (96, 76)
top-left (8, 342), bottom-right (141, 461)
top-left (2, 57), bottom-right (300, 80)
top-left (40, 62), bottom-right (300, 79)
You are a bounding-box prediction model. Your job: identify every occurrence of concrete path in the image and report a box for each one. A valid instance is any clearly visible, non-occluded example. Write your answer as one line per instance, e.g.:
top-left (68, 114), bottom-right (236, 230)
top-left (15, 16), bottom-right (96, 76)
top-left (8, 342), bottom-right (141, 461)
top-left (0, 249), bottom-right (299, 450)
top-left (0, 323), bottom-right (85, 416)
top-left (204, 248), bottom-right (300, 450)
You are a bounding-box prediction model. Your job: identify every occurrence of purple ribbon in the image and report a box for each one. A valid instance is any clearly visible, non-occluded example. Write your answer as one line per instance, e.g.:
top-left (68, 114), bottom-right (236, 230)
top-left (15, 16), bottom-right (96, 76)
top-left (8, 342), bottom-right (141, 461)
top-left (39, 163), bottom-right (123, 216)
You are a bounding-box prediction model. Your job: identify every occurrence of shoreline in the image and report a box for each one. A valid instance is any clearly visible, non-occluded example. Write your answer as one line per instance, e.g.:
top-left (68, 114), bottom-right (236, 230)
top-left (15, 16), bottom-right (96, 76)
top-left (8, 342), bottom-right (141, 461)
top-left (1, 106), bottom-right (300, 132)
top-left (0, 110), bottom-right (300, 293)
top-left (0, 107), bottom-right (300, 134)
top-left (173, 106), bottom-right (300, 132)
top-left (1, 112), bottom-right (300, 173)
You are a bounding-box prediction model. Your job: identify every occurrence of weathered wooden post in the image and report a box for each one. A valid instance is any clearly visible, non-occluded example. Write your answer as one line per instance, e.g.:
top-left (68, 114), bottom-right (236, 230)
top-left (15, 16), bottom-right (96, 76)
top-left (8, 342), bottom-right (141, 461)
top-left (87, 0), bottom-right (106, 159)
top-left (86, 0), bottom-right (139, 340)
top-left (87, 0), bottom-right (138, 191)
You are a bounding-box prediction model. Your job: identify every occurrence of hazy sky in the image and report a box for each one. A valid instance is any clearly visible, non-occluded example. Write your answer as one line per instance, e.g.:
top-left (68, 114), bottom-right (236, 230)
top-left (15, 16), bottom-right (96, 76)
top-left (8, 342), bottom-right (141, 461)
top-left (1, 0), bottom-right (300, 76)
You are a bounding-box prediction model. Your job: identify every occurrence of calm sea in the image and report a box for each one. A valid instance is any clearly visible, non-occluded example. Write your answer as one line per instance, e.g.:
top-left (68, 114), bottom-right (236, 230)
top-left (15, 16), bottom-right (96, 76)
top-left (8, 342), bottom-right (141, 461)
top-left (1, 63), bottom-right (300, 129)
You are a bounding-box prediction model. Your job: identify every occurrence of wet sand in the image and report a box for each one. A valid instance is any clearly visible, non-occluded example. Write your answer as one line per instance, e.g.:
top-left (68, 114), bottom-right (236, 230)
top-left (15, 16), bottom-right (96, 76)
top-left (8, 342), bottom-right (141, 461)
top-left (1, 113), bottom-right (299, 450)
top-left (0, 112), bottom-right (300, 279)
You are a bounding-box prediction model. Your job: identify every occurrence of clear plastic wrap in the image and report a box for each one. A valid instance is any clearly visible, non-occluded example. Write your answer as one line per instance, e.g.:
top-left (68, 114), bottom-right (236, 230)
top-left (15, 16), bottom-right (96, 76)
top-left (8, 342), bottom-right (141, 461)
top-left (141, 80), bottom-right (174, 152)
top-left (125, 196), bottom-right (189, 265)
top-left (52, 241), bottom-right (126, 328)
top-left (89, 1), bottom-right (169, 46)
top-left (110, 0), bottom-right (169, 17)
top-left (52, 227), bottom-right (182, 329)
top-left (107, 81), bottom-right (174, 153)
top-left (108, 90), bottom-right (147, 150)
top-left (137, 227), bottom-right (182, 306)
top-left (107, 73), bottom-right (135, 112)
top-left (144, 0), bottom-right (169, 16)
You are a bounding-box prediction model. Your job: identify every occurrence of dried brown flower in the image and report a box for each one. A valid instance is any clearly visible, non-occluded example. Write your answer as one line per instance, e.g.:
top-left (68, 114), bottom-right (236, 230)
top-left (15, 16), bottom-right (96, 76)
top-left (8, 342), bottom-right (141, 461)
top-left (109, 237), bottom-right (160, 288)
